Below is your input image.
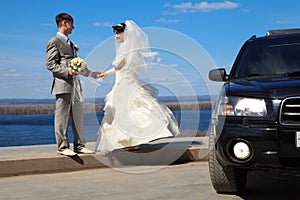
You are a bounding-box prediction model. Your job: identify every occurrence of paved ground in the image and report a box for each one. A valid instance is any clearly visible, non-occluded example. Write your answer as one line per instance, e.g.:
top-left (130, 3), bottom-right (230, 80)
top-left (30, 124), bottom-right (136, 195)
top-left (0, 137), bottom-right (208, 177)
top-left (0, 162), bottom-right (223, 200)
top-left (1, 161), bottom-right (300, 200)
top-left (1, 136), bottom-right (300, 199)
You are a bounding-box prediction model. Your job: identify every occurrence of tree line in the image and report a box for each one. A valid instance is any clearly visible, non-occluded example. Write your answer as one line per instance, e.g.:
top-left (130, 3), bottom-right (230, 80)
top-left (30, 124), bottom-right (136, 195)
top-left (0, 101), bottom-right (211, 115)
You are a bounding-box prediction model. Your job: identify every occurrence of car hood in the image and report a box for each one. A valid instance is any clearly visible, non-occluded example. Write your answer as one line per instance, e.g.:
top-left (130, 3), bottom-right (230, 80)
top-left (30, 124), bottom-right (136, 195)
top-left (228, 76), bottom-right (300, 99)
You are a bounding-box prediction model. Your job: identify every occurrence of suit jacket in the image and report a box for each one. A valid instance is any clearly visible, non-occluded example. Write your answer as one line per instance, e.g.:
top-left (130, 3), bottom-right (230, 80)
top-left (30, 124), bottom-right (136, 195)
top-left (46, 34), bottom-right (91, 95)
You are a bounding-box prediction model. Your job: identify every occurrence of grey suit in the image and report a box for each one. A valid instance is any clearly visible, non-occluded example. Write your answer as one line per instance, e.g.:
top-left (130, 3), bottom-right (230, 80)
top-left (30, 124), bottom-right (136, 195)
top-left (46, 34), bottom-right (90, 151)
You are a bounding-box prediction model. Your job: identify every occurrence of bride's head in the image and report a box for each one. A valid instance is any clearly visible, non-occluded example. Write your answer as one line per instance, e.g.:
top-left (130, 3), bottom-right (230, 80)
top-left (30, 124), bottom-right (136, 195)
top-left (113, 20), bottom-right (150, 56)
top-left (112, 23), bottom-right (126, 43)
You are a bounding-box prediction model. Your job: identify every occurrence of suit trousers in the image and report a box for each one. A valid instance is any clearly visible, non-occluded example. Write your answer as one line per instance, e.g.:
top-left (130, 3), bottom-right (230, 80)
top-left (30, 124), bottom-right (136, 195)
top-left (54, 93), bottom-right (85, 151)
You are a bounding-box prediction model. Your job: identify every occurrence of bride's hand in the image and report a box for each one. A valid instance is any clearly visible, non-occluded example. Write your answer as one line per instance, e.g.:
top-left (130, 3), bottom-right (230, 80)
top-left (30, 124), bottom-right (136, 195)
top-left (100, 73), bottom-right (108, 79)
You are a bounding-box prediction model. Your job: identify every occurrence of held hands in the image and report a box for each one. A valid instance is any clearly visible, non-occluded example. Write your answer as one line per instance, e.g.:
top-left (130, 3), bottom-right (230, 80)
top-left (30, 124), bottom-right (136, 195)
top-left (91, 71), bottom-right (102, 79)
top-left (68, 70), bottom-right (107, 80)
top-left (93, 72), bottom-right (108, 79)
top-left (99, 73), bottom-right (108, 79)
top-left (91, 72), bottom-right (108, 82)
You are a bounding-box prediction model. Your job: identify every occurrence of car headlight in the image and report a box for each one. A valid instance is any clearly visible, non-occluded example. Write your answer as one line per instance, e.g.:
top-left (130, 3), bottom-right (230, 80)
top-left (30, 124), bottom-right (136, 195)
top-left (220, 96), bottom-right (267, 117)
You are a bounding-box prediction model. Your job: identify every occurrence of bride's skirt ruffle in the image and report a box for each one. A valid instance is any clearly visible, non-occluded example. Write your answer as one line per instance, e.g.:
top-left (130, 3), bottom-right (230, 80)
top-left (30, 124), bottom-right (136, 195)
top-left (96, 79), bottom-right (180, 151)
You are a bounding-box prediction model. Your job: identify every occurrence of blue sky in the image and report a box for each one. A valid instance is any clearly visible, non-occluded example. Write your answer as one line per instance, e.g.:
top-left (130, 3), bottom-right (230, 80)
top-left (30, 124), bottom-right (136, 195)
top-left (1, 0), bottom-right (300, 99)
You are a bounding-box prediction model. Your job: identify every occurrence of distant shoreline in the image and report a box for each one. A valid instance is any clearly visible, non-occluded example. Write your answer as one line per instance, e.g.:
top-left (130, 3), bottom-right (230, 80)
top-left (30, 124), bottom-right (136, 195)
top-left (0, 101), bottom-right (211, 115)
top-left (0, 95), bottom-right (215, 105)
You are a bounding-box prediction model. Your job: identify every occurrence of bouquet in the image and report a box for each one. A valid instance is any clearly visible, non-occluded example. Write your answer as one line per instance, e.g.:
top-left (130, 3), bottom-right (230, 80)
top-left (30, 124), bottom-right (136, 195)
top-left (68, 57), bottom-right (87, 73)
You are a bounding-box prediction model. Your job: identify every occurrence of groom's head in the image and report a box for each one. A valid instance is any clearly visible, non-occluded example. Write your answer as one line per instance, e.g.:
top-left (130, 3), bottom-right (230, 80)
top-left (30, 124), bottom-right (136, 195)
top-left (56, 13), bottom-right (74, 35)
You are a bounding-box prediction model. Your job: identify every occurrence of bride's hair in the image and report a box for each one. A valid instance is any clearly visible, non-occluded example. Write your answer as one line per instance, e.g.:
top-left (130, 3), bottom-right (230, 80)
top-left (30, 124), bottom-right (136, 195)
top-left (114, 20), bottom-right (159, 77)
top-left (112, 23), bottom-right (126, 33)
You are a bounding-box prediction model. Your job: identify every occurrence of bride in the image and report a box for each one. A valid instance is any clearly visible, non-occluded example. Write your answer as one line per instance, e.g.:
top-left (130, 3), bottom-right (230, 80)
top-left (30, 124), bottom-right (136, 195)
top-left (95, 20), bottom-right (180, 151)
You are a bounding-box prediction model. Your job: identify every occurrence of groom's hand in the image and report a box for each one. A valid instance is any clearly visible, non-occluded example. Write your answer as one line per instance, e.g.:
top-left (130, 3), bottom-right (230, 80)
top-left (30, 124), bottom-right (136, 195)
top-left (91, 71), bottom-right (102, 79)
top-left (69, 69), bottom-right (78, 76)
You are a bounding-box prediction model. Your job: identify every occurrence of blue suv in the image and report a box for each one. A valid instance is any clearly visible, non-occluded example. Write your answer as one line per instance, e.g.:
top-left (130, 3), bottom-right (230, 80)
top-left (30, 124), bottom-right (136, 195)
top-left (208, 28), bottom-right (300, 193)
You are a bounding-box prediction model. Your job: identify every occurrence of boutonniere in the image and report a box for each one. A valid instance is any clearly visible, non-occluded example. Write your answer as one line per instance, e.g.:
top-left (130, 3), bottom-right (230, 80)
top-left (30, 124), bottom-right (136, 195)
top-left (74, 44), bottom-right (79, 52)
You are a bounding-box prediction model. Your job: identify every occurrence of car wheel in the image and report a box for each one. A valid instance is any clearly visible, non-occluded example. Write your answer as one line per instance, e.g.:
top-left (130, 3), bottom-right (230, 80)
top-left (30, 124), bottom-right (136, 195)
top-left (208, 133), bottom-right (248, 194)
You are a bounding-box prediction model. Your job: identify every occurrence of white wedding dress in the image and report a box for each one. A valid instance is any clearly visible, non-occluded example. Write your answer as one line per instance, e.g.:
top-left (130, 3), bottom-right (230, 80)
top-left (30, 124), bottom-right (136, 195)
top-left (96, 20), bottom-right (180, 151)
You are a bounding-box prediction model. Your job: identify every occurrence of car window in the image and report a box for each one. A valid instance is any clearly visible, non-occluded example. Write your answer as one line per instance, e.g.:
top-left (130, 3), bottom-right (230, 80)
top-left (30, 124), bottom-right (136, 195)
top-left (232, 37), bottom-right (300, 78)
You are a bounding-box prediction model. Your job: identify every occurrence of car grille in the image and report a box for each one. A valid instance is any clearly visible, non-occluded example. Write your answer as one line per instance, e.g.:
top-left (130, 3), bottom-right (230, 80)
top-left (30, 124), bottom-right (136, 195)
top-left (280, 97), bottom-right (300, 125)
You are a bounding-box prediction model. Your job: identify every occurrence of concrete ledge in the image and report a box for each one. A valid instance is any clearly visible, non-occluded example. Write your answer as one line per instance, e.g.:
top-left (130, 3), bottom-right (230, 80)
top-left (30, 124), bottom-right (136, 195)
top-left (0, 137), bottom-right (208, 177)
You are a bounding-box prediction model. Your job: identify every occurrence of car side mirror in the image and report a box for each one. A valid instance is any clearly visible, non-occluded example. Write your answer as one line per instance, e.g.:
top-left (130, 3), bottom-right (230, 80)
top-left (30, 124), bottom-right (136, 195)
top-left (208, 68), bottom-right (228, 82)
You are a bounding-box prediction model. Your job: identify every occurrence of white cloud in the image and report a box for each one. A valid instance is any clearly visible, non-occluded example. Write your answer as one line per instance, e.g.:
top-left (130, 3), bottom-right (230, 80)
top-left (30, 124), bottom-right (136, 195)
top-left (240, 9), bottom-right (250, 13)
top-left (0, 68), bottom-right (21, 77)
top-left (0, 56), bottom-right (10, 62)
top-left (2, 73), bottom-right (21, 77)
top-left (163, 1), bottom-right (239, 14)
top-left (0, 67), bottom-right (15, 73)
top-left (0, 33), bottom-right (23, 39)
top-left (155, 18), bottom-right (181, 24)
top-left (40, 23), bottom-right (54, 27)
top-left (93, 22), bottom-right (113, 27)
top-left (274, 20), bottom-right (296, 25)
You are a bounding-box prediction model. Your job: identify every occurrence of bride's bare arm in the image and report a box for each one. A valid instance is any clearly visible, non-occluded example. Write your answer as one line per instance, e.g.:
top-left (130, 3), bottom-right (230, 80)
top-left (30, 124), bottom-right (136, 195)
top-left (101, 55), bottom-right (125, 78)
top-left (100, 68), bottom-right (115, 78)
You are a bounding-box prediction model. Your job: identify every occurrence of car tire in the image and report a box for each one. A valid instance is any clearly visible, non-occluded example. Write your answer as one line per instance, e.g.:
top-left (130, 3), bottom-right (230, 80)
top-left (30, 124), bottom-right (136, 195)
top-left (208, 133), bottom-right (248, 194)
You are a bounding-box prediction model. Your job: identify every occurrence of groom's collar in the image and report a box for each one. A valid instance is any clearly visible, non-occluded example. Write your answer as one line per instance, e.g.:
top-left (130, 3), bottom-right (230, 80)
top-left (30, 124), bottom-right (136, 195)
top-left (57, 32), bottom-right (68, 41)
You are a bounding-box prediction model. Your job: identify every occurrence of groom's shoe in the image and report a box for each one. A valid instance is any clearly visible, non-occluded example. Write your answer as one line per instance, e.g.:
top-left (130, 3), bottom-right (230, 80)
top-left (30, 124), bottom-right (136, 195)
top-left (74, 147), bottom-right (94, 154)
top-left (57, 149), bottom-right (77, 156)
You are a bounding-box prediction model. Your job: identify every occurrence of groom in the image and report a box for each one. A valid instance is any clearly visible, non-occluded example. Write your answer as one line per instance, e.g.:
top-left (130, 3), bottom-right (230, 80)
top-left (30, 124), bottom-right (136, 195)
top-left (46, 13), bottom-right (101, 156)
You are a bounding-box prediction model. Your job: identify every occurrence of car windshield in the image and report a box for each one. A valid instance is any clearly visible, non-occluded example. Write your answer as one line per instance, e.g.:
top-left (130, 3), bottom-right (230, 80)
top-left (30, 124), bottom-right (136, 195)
top-left (232, 36), bottom-right (300, 79)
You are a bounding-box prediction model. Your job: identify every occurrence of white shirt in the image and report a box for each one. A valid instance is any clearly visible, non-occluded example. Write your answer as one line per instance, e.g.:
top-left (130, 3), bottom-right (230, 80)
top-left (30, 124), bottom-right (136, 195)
top-left (57, 32), bottom-right (68, 41)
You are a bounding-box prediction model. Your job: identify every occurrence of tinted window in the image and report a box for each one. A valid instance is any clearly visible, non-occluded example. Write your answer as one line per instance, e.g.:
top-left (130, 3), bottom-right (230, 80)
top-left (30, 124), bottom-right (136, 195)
top-left (232, 36), bottom-right (300, 78)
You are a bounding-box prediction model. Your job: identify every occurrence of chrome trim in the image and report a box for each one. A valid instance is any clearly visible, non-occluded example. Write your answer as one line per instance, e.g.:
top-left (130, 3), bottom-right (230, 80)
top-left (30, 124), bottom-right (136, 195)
top-left (279, 97), bottom-right (300, 126)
